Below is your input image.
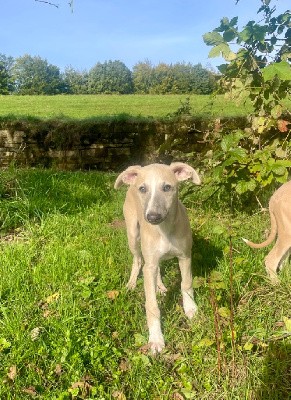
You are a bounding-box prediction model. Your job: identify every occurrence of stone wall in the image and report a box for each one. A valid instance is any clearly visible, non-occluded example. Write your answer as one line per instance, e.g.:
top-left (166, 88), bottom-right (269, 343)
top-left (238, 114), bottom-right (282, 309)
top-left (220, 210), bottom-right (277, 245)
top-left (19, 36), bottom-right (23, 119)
top-left (0, 117), bottom-right (246, 171)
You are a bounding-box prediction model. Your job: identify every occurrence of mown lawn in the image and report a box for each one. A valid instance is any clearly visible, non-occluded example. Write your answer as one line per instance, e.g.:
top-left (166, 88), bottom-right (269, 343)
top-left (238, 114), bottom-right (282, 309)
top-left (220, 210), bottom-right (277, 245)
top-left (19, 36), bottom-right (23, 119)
top-left (0, 168), bottom-right (290, 399)
top-left (0, 94), bottom-right (253, 119)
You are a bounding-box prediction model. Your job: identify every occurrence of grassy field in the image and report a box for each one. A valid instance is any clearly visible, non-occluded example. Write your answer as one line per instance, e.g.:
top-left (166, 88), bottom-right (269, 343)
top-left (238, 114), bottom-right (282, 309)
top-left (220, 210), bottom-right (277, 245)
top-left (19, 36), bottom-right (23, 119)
top-left (0, 168), bottom-right (290, 399)
top-left (0, 94), bottom-right (254, 119)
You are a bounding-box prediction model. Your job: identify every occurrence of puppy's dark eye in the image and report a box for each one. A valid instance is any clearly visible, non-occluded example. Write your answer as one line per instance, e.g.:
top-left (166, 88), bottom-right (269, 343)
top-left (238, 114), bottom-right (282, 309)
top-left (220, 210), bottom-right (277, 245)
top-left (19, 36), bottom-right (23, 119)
top-left (163, 184), bottom-right (172, 192)
top-left (139, 186), bottom-right (147, 193)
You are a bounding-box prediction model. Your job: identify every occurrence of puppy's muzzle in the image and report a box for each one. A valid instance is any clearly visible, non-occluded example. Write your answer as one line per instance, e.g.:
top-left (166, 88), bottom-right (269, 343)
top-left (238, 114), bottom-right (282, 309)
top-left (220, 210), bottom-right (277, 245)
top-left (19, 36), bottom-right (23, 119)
top-left (146, 212), bottom-right (163, 225)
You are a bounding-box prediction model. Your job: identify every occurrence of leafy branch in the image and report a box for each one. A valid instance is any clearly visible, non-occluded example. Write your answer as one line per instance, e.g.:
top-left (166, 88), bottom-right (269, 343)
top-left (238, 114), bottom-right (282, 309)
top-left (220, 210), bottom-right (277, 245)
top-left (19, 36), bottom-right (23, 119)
top-left (202, 0), bottom-right (291, 196)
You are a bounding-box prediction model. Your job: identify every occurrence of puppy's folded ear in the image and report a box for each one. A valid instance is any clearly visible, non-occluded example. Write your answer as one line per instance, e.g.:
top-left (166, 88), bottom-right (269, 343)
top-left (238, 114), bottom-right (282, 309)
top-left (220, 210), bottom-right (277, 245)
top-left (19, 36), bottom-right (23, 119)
top-left (114, 165), bottom-right (142, 189)
top-left (170, 162), bottom-right (201, 185)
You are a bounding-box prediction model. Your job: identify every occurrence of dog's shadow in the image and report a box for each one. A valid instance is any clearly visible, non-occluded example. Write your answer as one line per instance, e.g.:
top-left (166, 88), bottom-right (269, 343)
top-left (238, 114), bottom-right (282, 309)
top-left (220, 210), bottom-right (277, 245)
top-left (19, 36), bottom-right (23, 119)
top-left (255, 342), bottom-right (291, 400)
top-left (160, 233), bottom-right (222, 311)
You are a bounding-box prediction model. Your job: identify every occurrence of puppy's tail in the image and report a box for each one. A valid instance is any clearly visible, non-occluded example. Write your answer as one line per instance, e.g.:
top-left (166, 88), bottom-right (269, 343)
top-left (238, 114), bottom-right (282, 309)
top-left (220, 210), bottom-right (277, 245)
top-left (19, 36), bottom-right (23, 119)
top-left (242, 210), bottom-right (277, 249)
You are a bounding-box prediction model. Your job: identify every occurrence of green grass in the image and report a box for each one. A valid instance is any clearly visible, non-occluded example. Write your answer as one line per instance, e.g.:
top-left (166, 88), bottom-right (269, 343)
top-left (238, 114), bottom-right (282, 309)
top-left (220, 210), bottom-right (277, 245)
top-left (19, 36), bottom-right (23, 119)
top-left (0, 94), bottom-right (254, 119)
top-left (0, 168), bottom-right (290, 399)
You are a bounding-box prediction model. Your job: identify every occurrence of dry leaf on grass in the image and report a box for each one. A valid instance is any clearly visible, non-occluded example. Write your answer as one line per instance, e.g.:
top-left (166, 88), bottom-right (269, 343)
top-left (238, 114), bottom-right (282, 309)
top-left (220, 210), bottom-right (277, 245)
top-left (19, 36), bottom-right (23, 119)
top-left (106, 290), bottom-right (120, 300)
top-left (112, 390), bottom-right (127, 400)
top-left (30, 327), bottom-right (42, 341)
top-left (22, 386), bottom-right (38, 397)
top-left (7, 365), bottom-right (17, 382)
top-left (45, 292), bottom-right (60, 304)
top-left (55, 364), bottom-right (63, 376)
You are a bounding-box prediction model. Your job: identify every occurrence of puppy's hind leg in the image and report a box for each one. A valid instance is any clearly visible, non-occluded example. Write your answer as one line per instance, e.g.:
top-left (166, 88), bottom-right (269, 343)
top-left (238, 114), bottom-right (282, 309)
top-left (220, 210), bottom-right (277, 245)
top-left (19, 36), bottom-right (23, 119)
top-left (157, 268), bottom-right (167, 294)
top-left (265, 238), bottom-right (291, 284)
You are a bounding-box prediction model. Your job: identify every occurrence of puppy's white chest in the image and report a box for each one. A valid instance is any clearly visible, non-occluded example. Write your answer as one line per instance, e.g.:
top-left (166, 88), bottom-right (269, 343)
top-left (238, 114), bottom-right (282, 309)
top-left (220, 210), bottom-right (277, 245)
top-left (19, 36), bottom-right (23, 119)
top-left (157, 235), bottom-right (182, 259)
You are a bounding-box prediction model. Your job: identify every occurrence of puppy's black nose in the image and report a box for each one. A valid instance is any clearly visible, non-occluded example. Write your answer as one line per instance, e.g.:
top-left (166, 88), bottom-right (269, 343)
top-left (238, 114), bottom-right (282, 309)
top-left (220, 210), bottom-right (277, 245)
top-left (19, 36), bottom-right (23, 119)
top-left (146, 212), bottom-right (163, 224)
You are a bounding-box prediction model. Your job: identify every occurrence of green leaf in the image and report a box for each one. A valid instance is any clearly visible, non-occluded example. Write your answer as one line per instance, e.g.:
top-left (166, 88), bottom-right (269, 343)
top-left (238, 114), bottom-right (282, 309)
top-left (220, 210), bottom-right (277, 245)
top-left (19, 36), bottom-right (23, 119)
top-left (209, 281), bottom-right (227, 290)
top-left (271, 164), bottom-right (287, 176)
top-left (209, 270), bottom-right (224, 282)
top-left (223, 29), bottom-right (237, 42)
top-left (283, 316), bottom-right (291, 332)
top-left (243, 342), bottom-right (254, 351)
top-left (235, 179), bottom-right (257, 194)
top-left (271, 104), bottom-right (283, 119)
top-left (134, 333), bottom-right (147, 347)
top-left (198, 338), bottom-right (215, 347)
top-left (212, 224), bottom-right (227, 235)
top-left (0, 338), bottom-right (11, 351)
top-left (218, 307), bottom-right (231, 319)
top-left (203, 31), bottom-right (224, 46)
top-left (193, 276), bottom-right (206, 288)
top-left (221, 131), bottom-right (244, 152)
top-left (262, 61), bottom-right (291, 81)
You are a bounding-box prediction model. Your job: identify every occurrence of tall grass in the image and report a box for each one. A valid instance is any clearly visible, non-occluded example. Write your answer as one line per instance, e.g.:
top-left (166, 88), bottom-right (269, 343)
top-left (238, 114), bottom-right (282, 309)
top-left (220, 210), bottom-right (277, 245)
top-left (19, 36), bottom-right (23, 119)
top-left (0, 168), bottom-right (290, 399)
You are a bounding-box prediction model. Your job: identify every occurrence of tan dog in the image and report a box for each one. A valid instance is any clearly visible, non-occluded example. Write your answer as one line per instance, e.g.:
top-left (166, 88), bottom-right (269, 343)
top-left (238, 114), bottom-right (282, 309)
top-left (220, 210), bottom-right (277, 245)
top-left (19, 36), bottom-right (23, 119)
top-left (114, 162), bottom-right (201, 353)
top-left (243, 180), bottom-right (291, 283)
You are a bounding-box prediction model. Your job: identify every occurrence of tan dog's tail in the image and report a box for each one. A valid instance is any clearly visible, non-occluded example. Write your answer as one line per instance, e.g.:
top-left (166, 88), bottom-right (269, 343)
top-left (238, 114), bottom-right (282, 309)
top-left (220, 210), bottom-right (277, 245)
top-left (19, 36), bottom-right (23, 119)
top-left (242, 210), bottom-right (277, 249)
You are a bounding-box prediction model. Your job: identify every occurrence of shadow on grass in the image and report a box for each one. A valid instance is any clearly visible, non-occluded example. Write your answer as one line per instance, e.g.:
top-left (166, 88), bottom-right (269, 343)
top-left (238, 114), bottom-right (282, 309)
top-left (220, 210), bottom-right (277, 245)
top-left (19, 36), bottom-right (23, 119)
top-left (256, 342), bottom-right (291, 400)
top-left (160, 233), bottom-right (222, 312)
top-left (0, 168), bottom-right (116, 232)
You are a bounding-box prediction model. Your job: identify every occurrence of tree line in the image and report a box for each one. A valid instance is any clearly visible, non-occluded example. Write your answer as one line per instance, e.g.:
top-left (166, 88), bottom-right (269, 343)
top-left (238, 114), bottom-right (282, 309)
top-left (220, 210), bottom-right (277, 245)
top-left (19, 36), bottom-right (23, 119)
top-left (0, 54), bottom-right (217, 95)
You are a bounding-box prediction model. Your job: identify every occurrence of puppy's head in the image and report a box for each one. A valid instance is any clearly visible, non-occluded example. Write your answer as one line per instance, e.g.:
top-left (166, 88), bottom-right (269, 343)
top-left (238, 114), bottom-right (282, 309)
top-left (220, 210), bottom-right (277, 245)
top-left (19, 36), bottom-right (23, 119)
top-left (114, 163), bottom-right (201, 225)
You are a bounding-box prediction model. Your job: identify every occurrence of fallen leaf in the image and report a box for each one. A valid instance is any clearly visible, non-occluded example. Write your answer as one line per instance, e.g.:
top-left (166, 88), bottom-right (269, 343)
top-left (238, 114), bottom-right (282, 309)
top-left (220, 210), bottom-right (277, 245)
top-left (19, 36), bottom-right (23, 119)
top-left (218, 307), bottom-right (231, 319)
top-left (7, 365), bottom-right (17, 382)
top-left (243, 342), bottom-right (254, 351)
top-left (43, 309), bottom-right (54, 318)
top-left (198, 338), bottom-right (215, 347)
top-left (173, 393), bottom-right (184, 400)
top-left (112, 390), bottom-right (127, 400)
top-left (119, 359), bottom-right (129, 372)
top-left (106, 290), bottom-right (119, 300)
top-left (30, 327), bottom-right (41, 341)
top-left (277, 119), bottom-right (289, 133)
top-left (45, 292), bottom-right (60, 304)
top-left (283, 316), bottom-right (291, 332)
top-left (22, 386), bottom-right (37, 397)
top-left (71, 381), bottom-right (86, 389)
top-left (55, 364), bottom-right (63, 376)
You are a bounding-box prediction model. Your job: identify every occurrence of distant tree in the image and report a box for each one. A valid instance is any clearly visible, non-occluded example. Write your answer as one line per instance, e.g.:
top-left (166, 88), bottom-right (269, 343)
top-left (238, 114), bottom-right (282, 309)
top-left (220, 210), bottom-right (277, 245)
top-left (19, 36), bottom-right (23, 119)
top-left (132, 59), bottom-right (153, 93)
top-left (133, 61), bottom-right (217, 94)
top-left (150, 63), bottom-right (176, 94)
top-left (189, 63), bottom-right (217, 94)
top-left (88, 60), bottom-right (133, 94)
top-left (12, 54), bottom-right (64, 95)
top-left (62, 66), bottom-right (89, 94)
top-left (0, 54), bottom-right (14, 94)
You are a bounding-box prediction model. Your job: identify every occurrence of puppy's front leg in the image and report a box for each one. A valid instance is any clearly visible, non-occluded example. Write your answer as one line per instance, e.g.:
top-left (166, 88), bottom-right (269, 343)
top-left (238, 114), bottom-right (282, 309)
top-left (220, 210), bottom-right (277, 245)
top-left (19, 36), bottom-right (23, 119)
top-left (143, 262), bottom-right (165, 353)
top-left (179, 257), bottom-right (198, 319)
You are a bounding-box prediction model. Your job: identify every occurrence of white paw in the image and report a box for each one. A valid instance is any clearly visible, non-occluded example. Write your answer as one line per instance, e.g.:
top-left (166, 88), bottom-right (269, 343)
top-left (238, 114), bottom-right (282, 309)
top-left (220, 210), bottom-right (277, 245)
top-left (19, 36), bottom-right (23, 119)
top-left (126, 279), bottom-right (137, 290)
top-left (185, 304), bottom-right (198, 320)
top-left (267, 271), bottom-right (280, 285)
top-left (149, 339), bottom-right (165, 354)
top-left (183, 295), bottom-right (198, 319)
top-left (157, 283), bottom-right (167, 295)
top-left (149, 331), bottom-right (165, 354)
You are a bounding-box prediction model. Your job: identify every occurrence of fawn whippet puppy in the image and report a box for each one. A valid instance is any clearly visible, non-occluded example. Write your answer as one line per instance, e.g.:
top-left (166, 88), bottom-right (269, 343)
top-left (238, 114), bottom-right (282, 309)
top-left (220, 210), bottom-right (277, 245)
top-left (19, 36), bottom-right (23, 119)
top-left (243, 180), bottom-right (291, 283)
top-left (114, 162), bottom-right (201, 353)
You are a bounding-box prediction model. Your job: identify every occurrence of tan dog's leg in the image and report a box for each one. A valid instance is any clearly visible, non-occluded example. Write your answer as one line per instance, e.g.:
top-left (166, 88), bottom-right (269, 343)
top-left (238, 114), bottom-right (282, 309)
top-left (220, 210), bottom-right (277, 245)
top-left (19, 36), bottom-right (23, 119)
top-left (157, 268), bottom-right (167, 294)
top-left (179, 257), bottom-right (198, 318)
top-left (265, 239), bottom-right (290, 284)
top-left (124, 206), bottom-right (142, 289)
top-left (143, 262), bottom-right (165, 353)
top-left (265, 203), bottom-right (291, 283)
